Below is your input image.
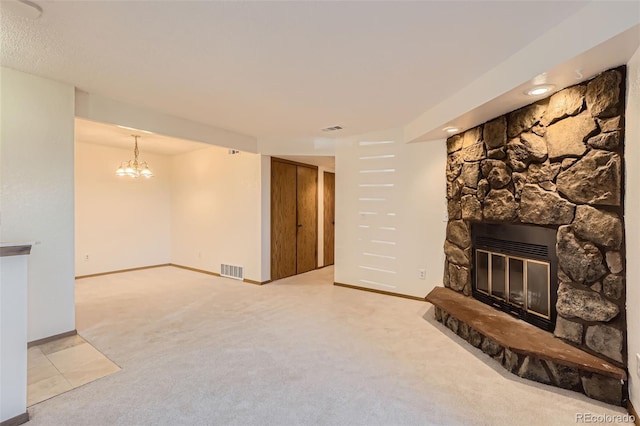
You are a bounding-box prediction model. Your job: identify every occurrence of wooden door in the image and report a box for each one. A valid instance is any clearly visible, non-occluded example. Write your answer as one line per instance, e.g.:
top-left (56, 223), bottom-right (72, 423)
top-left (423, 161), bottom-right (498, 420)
top-left (323, 172), bottom-right (335, 266)
top-left (296, 166), bottom-right (318, 274)
top-left (271, 160), bottom-right (297, 280)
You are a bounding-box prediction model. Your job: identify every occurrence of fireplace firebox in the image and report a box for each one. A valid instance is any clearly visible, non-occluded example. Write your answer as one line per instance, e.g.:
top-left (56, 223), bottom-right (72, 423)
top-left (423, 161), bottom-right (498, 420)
top-left (471, 223), bottom-right (558, 331)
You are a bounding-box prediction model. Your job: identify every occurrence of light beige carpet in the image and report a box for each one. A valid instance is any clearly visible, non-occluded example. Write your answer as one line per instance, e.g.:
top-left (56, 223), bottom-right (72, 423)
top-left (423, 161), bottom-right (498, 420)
top-left (27, 266), bottom-right (631, 425)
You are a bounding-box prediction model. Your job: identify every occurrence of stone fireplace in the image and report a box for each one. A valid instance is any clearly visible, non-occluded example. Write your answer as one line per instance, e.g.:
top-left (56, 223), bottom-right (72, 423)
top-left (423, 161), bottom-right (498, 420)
top-left (429, 66), bottom-right (628, 405)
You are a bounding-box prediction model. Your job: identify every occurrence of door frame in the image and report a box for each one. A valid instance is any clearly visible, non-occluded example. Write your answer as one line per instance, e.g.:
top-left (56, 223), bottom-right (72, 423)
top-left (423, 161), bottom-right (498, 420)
top-left (323, 171), bottom-right (335, 266)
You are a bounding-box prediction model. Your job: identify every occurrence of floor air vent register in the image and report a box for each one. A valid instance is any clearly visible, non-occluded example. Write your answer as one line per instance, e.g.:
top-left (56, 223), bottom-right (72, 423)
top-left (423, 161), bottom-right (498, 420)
top-left (221, 264), bottom-right (244, 280)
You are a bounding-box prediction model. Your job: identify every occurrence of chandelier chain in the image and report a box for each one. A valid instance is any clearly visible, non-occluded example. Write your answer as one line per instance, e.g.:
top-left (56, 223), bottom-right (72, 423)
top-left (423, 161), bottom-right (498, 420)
top-left (133, 135), bottom-right (140, 163)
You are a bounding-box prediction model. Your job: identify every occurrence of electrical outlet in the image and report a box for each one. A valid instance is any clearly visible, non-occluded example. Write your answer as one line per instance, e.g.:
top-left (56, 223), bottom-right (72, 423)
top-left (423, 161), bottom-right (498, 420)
top-left (636, 353), bottom-right (640, 377)
top-left (84, 254), bottom-right (89, 262)
top-left (418, 269), bottom-right (426, 280)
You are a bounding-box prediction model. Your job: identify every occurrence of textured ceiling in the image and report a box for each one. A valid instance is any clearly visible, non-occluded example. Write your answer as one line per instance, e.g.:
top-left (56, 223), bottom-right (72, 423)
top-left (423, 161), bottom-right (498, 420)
top-left (0, 1), bottom-right (588, 142)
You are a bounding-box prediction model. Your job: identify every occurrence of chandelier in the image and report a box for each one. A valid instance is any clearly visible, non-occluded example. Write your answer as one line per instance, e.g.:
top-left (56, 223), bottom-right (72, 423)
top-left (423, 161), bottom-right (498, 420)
top-left (115, 135), bottom-right (153, 178)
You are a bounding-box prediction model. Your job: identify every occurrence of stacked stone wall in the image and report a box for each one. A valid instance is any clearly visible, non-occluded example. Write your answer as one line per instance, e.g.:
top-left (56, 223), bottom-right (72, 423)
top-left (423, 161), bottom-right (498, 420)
top-left (443, 67), bottom-right (627, 366)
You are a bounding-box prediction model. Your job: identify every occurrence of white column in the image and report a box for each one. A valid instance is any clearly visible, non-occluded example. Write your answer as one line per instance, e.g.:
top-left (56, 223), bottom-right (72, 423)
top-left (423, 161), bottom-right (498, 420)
top-left (0, 243), bottom-right (32, 424)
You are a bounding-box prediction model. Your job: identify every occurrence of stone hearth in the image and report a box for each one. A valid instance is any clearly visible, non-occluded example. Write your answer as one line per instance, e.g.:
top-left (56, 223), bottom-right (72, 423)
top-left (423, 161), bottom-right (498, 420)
top-left (440, 67), bottom-right (627, 405)
top-left (426, 287), bottom-right (626, 405)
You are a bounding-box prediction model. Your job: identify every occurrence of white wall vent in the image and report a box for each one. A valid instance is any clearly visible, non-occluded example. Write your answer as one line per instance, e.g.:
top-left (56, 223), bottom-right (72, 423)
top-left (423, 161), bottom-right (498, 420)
top-left (221, 264), bottom-right (244, 280)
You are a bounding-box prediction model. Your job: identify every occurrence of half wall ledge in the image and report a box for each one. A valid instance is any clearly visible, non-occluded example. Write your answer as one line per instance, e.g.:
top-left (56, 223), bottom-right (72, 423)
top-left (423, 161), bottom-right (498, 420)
top-left (426, 286), bottom-right (627, 406)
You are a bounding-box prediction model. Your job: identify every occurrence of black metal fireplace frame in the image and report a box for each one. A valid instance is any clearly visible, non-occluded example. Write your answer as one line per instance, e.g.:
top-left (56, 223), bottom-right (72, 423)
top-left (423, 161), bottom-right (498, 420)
top-left (471, 222), bottom-right (558, 331)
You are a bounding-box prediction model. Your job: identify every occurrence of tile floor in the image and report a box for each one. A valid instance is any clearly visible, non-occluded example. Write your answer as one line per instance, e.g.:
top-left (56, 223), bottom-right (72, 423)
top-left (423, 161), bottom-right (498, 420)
top-left (27, 334), bottom-right (120, 406)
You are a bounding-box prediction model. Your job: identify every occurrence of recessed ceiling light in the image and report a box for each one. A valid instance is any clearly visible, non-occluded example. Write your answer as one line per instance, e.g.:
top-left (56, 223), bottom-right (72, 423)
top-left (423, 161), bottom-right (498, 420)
top-left (525, 84), bottom-right (555, 96)
top-left (443, 126), bottom-right (459, 134)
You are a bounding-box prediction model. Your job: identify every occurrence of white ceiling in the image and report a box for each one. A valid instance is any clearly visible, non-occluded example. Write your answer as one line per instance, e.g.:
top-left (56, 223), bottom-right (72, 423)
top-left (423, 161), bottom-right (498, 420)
top-left (1, 1), bottom-right (590, 142)
top-left (75, 118), bottom-right (210, 156)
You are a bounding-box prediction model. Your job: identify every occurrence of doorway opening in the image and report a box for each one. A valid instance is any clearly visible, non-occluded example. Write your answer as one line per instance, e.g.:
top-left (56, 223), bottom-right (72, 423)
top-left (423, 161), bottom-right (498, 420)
top-left (270, 156), bottom-right (335, 281)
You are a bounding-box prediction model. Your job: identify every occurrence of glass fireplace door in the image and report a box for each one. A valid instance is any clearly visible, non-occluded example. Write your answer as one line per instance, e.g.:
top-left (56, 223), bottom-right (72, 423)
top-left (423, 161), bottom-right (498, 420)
top-left (508, 258), bottom-right (524, 307)
top-left (475, 250), bottom-right (550, 320)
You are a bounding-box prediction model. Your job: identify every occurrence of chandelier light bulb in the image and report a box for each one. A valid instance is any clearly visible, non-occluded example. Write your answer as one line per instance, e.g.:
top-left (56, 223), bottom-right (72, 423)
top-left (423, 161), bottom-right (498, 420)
top-left (140, 165), bottom-right (153, 178)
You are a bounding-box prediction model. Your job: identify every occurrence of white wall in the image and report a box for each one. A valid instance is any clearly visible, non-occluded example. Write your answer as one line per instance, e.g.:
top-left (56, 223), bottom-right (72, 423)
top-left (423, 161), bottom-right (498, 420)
top-left (75, 142), bottom-right (171, 276)
top-left (0, 67), bottom-right (75, 341)
top-left (170, 146), bottom-right (264, 282)
top-left (335, 127), bottom-right (447, 298)
top-left (260, 155), bottom-right (271, 282)
top-left (0, 252), bottom-right (29, 422)
top-left (625, 45), bottom-right (640, 414)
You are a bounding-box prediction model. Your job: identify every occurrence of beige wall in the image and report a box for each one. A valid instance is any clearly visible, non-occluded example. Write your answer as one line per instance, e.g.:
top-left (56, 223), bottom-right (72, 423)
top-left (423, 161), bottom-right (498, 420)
top-left (170, 146), bottom-right (264, 282)
top-left (75, 142), bottom-right (172, 276)
top-left (625, 45), bottom-right (640, 414)
top-left (0, 67), bottom-right (76, 341)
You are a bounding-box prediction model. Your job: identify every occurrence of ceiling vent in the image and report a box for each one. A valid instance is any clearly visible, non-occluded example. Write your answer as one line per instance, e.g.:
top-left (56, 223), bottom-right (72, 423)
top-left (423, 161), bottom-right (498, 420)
top-left (322, 126), bottom-right (343, 132)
